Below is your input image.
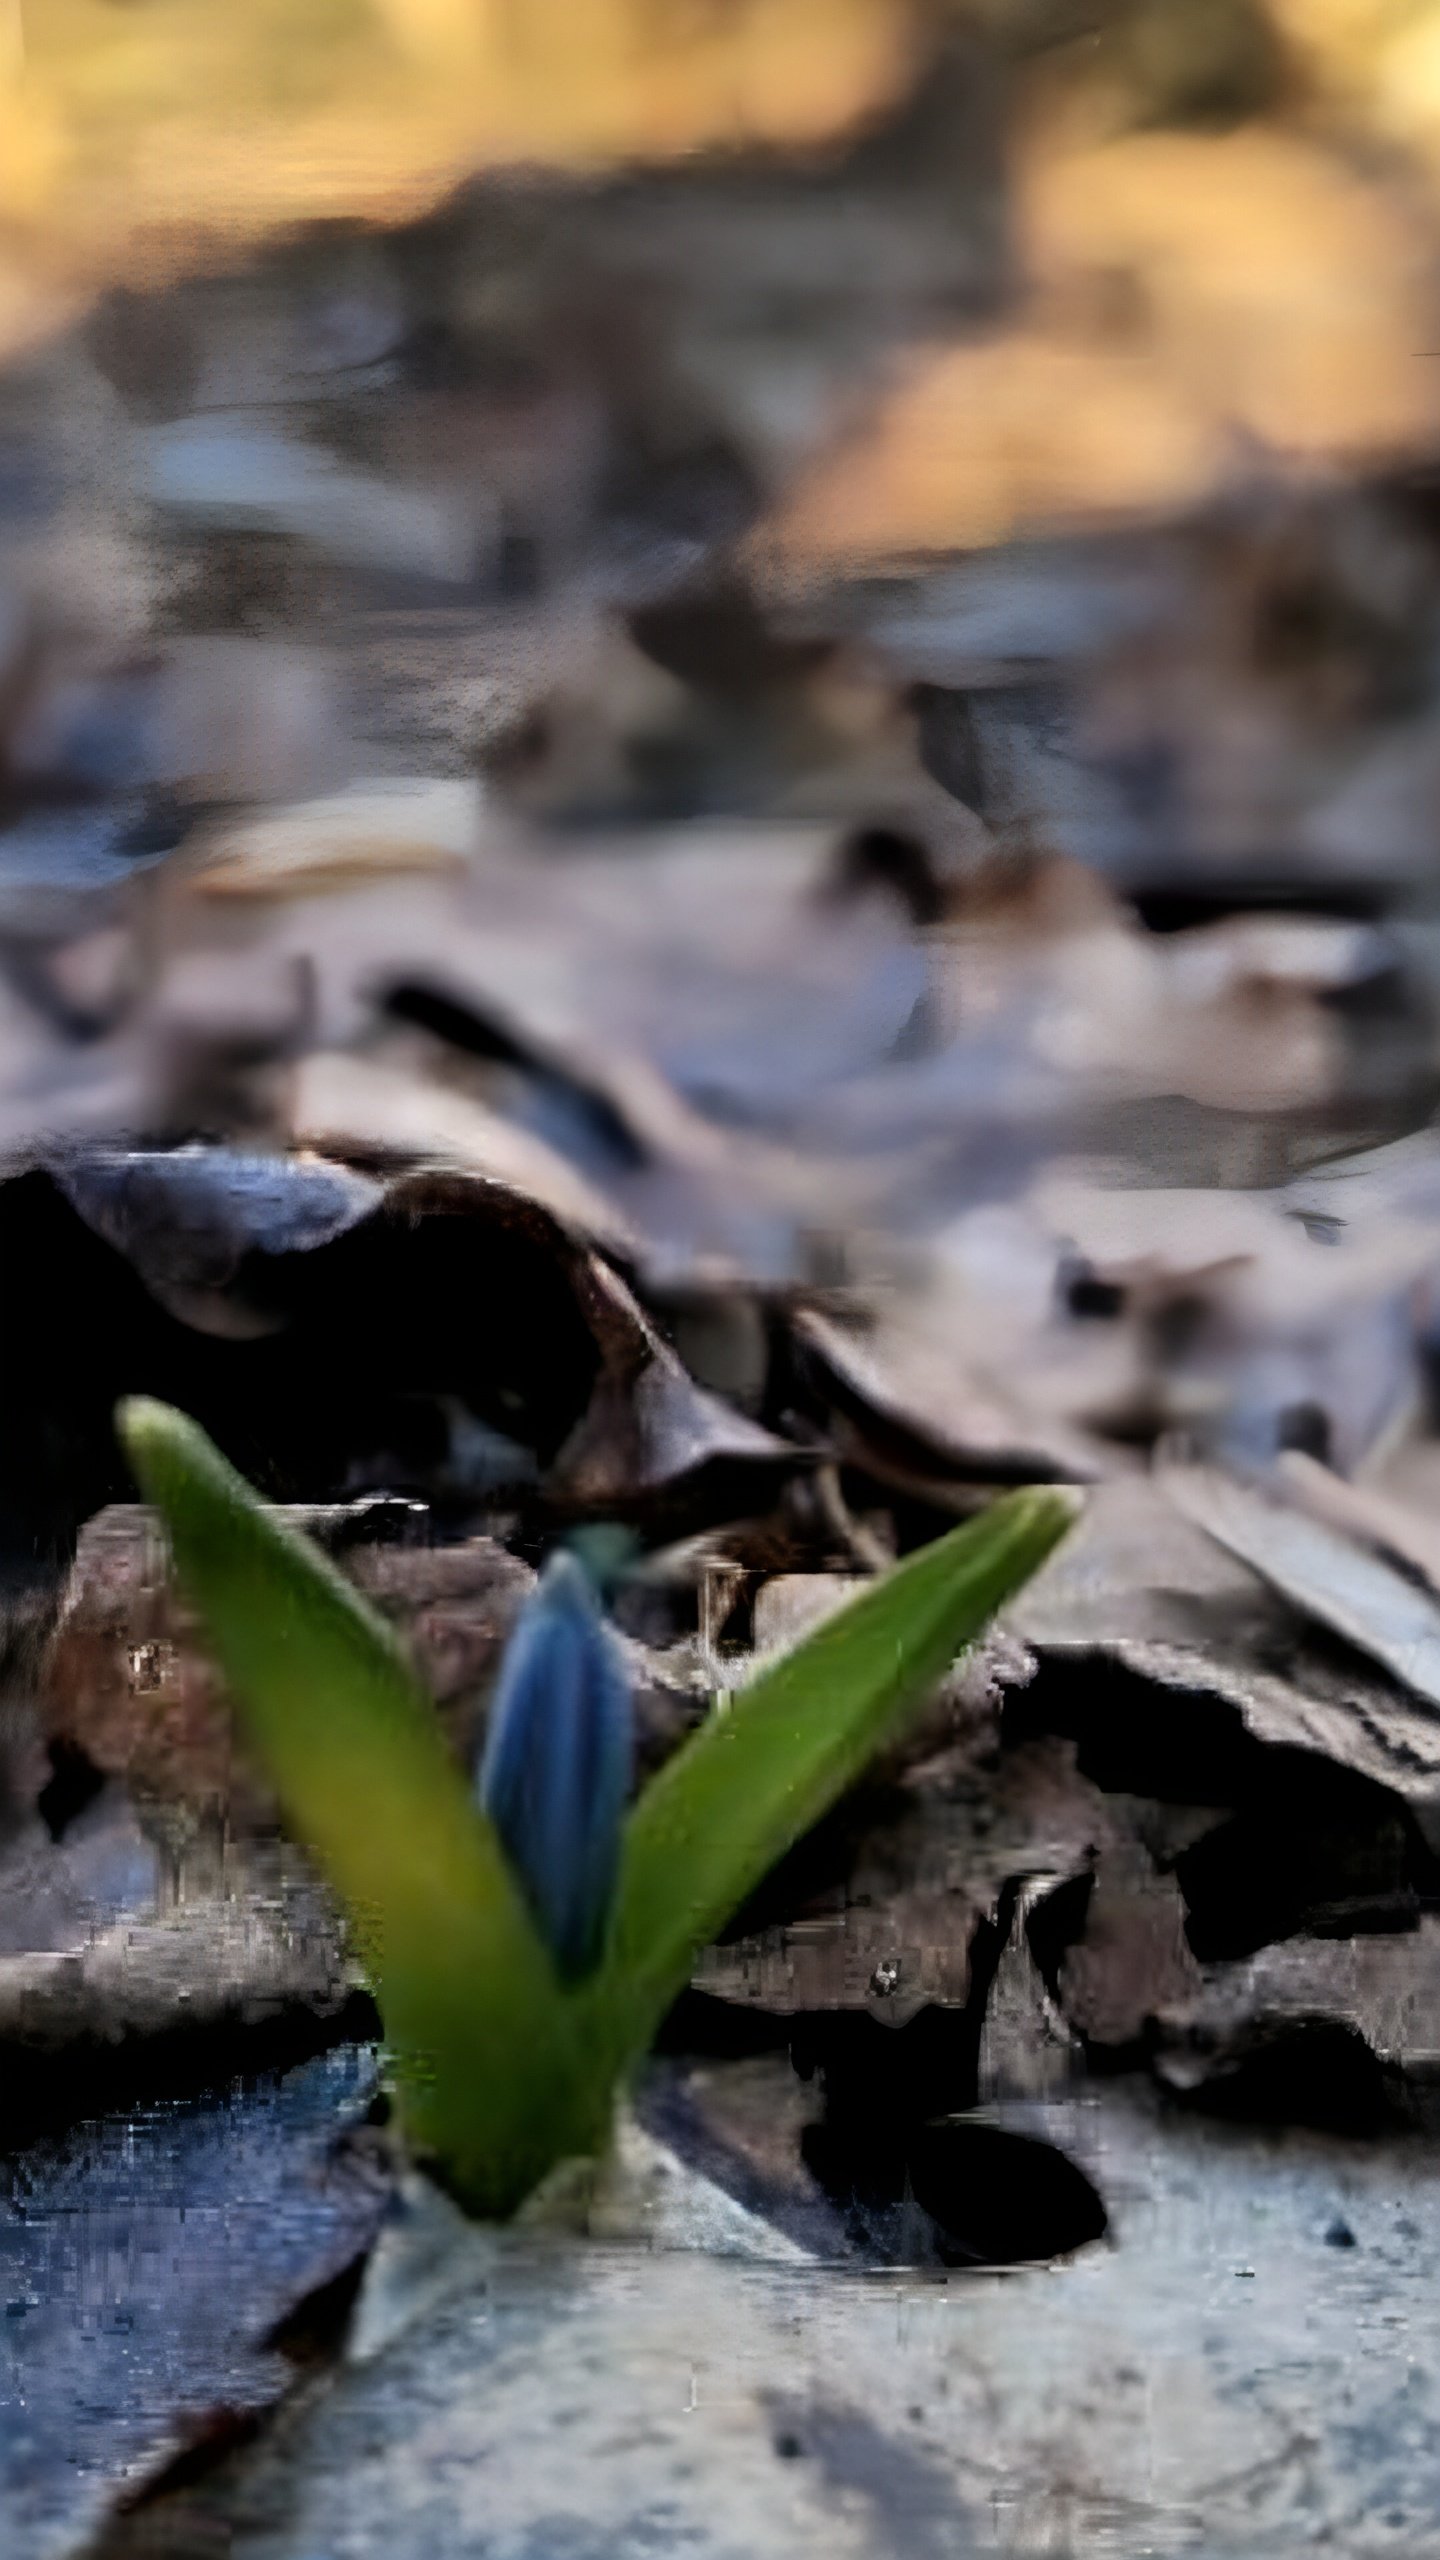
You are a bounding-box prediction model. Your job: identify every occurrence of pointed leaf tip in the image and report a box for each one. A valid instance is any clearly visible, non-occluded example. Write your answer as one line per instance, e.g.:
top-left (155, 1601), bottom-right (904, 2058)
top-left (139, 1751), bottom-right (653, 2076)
top-left (117, 1393), bottom-right (176, 1462)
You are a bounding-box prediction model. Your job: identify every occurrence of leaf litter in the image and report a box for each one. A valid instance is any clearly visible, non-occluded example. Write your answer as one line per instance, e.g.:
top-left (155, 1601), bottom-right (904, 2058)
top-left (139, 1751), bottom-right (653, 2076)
top-left (12, 7), bottom-right (1440, 2550)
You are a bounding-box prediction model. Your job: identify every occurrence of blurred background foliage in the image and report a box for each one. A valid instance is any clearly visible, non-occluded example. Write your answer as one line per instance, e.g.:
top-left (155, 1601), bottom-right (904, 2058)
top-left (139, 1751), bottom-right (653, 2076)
top-left (0, 0), bottom-right (920, 269)
top-left (6, 0), bottom-right (1440, 555)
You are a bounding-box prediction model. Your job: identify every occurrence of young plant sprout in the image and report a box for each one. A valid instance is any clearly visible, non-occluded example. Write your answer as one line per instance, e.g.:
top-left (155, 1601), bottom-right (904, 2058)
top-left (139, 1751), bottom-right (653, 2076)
top-left (118, 1397), bottom-right (1077, 2220)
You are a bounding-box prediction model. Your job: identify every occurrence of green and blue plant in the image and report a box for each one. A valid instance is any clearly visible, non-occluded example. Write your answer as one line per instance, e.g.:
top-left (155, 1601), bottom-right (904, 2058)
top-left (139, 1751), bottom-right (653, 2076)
top-left (119, 1396), bottom-right (1076, 2219)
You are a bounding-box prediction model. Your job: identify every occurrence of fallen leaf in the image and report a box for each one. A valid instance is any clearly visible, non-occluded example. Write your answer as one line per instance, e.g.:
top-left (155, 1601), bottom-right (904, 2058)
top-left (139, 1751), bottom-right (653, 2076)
top-left (1154, 1921), bottom-right (1440, 2110)
top-left (38, 1503), bottom-right (530, 1827)
top-left (791, 1301), bottom-right (1108, 1493)
top-left (0, 1859), bottom-right (356, 2063)
top-left (55, 1147), bottom-right (383, 1339)
top-left (1162, 1455), bottom-right (1440, 1718)
top-left (0, 1156), bottom-right (799, 1570)
top-left (1055, 1838), bottom-right (1205, 2051)
top-left (0, 2047), bottom-right (388, 2560)
top-left (1011, 1476), bottom-right (1440, 1844)
top-left (38, 1499), bottom-right (702, 1833)
top-left (288, 1049), bottom-right (637, 1255)
top-left (1276, 1447), bottom-right (1440, 1597)
top-left (552, 1251), bottom-right (793, 1512)
top-left (696, 1735), bottom-right (1113, 2019)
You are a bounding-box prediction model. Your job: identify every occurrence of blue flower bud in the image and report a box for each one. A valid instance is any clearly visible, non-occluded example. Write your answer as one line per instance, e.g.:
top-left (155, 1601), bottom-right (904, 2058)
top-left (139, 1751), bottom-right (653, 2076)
top-left (478, 1551), bottom-right (633, 1984)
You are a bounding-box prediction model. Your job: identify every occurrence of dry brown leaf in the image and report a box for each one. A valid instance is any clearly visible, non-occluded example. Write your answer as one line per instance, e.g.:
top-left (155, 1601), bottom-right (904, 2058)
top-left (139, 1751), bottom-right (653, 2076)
top-left (39, 1498), bottom-right (704, 1828)
top-left (1012, 1476), bottom-right (1440, 1843)
top-left (1155, 1920), bottom-right (1440, 2092)
top-left (1161, 1455), bottom-right (1440, 1718)
top-left (38, 1504), bottom-right (533, 1826)
top-left (553, 1250), bottom-right (791, 1509)
top-left (696, 1735), bottom-right (1115, 2019)
top-left (1057, 1839), bottom-right (1204, 2051)
top-left (289, 1049), bottom-right (637, 1255)
top-left (793, 1301), bottom-right (1107, 1492)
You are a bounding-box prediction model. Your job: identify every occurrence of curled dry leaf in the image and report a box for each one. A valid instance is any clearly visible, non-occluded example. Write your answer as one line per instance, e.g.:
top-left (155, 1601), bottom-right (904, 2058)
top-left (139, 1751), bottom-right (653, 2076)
top-left (54, 1147), bottom-right (384, 1339)
top-left (0, 1155), bottom-right (798, 1573)
top-left (552, 1251), bottom-right (791, 1511)
top-left (791, 1301), bottom-right (1108, 1496)
top-left (288, 1049), bottom-right (638, 1257)
top-left (1011, 1476), bottom-right (1440, 1845)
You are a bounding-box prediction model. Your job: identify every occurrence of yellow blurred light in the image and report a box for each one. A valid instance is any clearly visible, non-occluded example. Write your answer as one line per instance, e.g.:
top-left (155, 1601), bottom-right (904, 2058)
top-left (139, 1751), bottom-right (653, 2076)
top-left (0, 0), bottom-right (920, 323)
top-left (765, 122), bottom-right (1440, 568)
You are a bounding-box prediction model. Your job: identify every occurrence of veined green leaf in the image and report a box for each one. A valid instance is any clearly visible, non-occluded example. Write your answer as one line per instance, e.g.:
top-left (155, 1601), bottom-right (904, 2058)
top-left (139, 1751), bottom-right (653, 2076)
top-left (118, 1398), bottom-right (600, 2217)
top-left (586, 1487), bottom-right (1078, 2073)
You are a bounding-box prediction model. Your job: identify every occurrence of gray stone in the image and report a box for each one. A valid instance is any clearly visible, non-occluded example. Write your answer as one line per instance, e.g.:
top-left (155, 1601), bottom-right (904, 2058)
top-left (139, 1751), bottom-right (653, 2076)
top-left (154, 2086), bottom-right (1440, 2558)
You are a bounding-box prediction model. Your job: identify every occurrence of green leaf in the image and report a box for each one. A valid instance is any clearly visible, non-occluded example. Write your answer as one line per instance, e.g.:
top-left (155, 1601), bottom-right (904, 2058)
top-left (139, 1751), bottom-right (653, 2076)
top-left (117, 1397), bottom-right (600, 2217)
top-left (120, 1397), bottom-right (1076, 2222)
top-left (586, 1487), bottom-right (1078, 2073)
